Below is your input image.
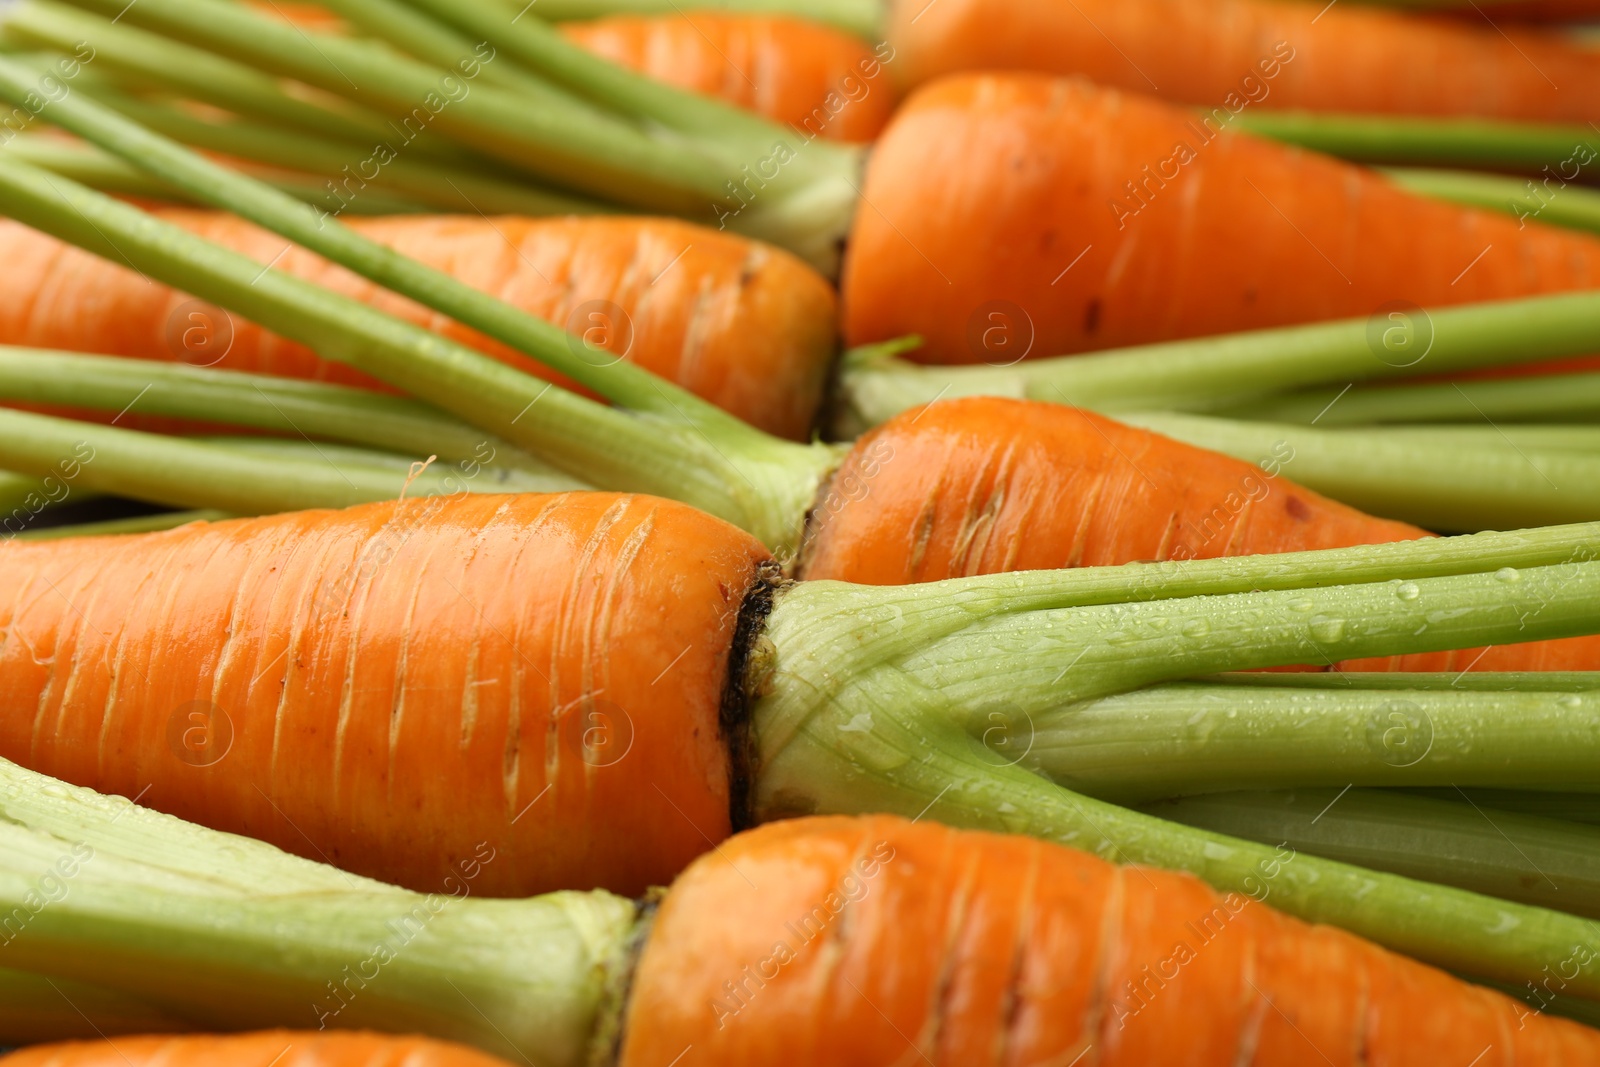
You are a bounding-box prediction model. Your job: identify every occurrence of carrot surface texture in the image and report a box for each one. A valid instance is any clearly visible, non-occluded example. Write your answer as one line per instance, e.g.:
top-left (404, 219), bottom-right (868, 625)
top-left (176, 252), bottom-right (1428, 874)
top-left (8, 767), bottom-right (1600, 1062)
top-left (5, 493), bottom-right (1600, 956)
top-left (0, 1034), bottom-right (512, 1067)
top-left (559, 12), bottom-right (896, 142)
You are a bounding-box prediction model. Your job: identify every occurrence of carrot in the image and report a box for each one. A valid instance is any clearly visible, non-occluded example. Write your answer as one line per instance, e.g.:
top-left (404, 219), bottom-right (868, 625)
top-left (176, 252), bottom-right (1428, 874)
top-left (0, 210), bottom-right (836, 441)
top-left (13, 777), bottom-right (1600, 1059)
top-left (883, 0), bottom-right (1600, 123)
top-left (559, 12), bottom-right (896, 142)
top-left (0, 1033), bottom-right (511, 1067)
top-left (621, 814), bottom-right (1600, 1065)
top-left (841, 74), bottom-right (1600, 364)
top-left (0, 491), bottom-right (770, 898)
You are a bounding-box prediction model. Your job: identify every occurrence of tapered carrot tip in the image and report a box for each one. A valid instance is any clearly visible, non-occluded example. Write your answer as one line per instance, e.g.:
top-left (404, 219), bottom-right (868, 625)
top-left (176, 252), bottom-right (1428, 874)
top-left (800, 396), bottom-right (1600, 671)
top-left (800, 396), bottom-right (1426, 584)
top-left (0, 212), bottom-right (837, 441)
top-left (561, 13), bottom-right (897, 143)
top-left (840, 73), bottom-right (1600, 365)
top-left (619, 814), bottom-right (1600, 1065)
top-left (0, 493), bottom-right (772, 897)
top-left (0, 1031), bottom-right (512, 1066)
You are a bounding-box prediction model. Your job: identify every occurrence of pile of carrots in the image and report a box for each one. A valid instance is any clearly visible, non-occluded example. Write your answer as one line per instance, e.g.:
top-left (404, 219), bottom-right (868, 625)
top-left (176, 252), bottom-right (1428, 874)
top-left (1, 0), bottom-right (1600, 1062)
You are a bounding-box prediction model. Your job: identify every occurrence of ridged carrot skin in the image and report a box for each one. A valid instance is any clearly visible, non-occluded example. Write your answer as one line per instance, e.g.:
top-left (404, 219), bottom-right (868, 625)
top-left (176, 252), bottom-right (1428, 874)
top-left (0, 211), bottom-right (837, 440)
top-left (561, 12), bottom-right (896, 143)
top-left (0, 1032), bottom-right (512, 1067)
top-left (841, 74), bottom-right (1600, 365)
top-left (887, 0), bottom-right (1600, 122)
top-left (799, 397), bottom-right (1600, 671)
top-left (621, 813), bottom-right (1600, 1065)
top-left (0, 492), bottom-right (769, 897)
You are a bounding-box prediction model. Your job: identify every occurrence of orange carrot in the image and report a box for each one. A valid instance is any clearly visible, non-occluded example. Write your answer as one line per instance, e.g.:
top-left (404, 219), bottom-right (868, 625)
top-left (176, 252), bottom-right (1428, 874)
top-left (621, 814), bottom-right (1600, 1064)
top-left (0, 211), bottom-right (836, 440)
top-left (886, 0), bottom-right (1600, 122)
top-left (799, 396), bottom-right (1600, 671)
top-left (0, 1033), bottom-right (511, 1067)
top-left (841, 73), bottom-right (1600, 365)
top-left (560, 12), bottom-right (896, 143)
top-left (0, 491), bottom-right (772, 897)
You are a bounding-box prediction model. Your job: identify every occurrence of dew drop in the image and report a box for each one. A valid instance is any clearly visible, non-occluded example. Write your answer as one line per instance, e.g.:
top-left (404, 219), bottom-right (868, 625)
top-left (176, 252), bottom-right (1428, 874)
top-left (1557, 694), bottom-right (1584, 710)
top-left (1395, 582), bottom-right (1421, 602)
top-left (1308, 615), bottom-right (1347, 643)
top-left (1288, 597), bottom-right (1317, 614)
top-left (1182, 618), bottom-right (1210, 638)
top-left (1494, 567), bottom-right (1521, 584)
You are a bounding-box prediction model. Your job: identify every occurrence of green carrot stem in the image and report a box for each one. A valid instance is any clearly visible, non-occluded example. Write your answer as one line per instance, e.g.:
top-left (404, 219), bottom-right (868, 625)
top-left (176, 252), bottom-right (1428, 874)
top-left (1022, 682), bottom-right (1600, 803)
top-left (0, 966), bottom-right (193, 1042)
top-left (198, 435), bottom-right (573, 496)
top-left (0, 346), bottom-right (565, 476)
top-left (0, 409), bottom-right (583, 514)
top-left (5, 0), bottom-right (430, 155)
top-left (0, 61), bottom-right (737, 431)
top-left (56, 0), bottom-right (739, 210)
top-left (91, 91), bottom-right (607, 217)
top-left (1234, 110), bottom-right (1598, 170)
top-left (1221, 371), bottom-right (1600, 427)
top-left (753, 551), bottom-right (1600, 997)
top-left (832, 291), bottom-right (1600, 434)
top-left (520, 0), bottom-right (886, 39)
top-left (12, 508), bottom-right (231, 540)
top-left (395, 0), bottom-right (865, 270)
top-left (0, 464), bottom-right (100, 535)
top-left (1118, 410), bottom-right (1600, 531)
top-left (1406, 788), bottom-right (1600, 826)
top-left (1202, 671), bottom-right (1600, 691)
top-left (0, 757), bottom-right (632, 1064)
top-left (0, 155), bottom-right (837, 551)
top-left (312, 0), bottom-right (560, 98)
top-left (1327, 424), bottom-right (1600, 454)
top-left (1141, 788), bottom-right (1600, 920)
top-left (2, 133), bottom-right (433, 214)
top-left (1385, 165), bottom-right (1600, 236)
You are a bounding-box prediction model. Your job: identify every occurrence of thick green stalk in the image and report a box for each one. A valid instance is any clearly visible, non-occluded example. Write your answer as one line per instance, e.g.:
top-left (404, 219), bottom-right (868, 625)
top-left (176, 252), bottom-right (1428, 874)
top-left (0, 967), bottom-right (193, 1043)
top-left (0, 157), bottom-right (837, 552)
top-left (1023, 683), bottom-right (1600, 803)
top-left (1235, 110), bottom-right (1598, 170)
top-left (58, 0), bottom-right (739, 211)
top-left (3, 134), bottom-right (431, 214)
top-left (0, 757), bottom-right (634, 1064)
top-left (1224, 371), bottom-right (1600, 427)
top-left (0, 63), bottom-right (740, 431)
top-left (1203, 671), bottom-right (1600, 691)
top-left (1119, 410), bottom-right (1600, 531)
top-left (522, 0), bottom-right (886, 38)
top-left (0, 409), bottom-right (580, 515)
top-left (93, 92), bottom-right (604, 218)
top-left (0, 346), bottom-right (569, 476)
top-left (1409, 789), bottom-right (1600, 826)
top-left (1386, 166), bottom-right (1600, 236)
top-left (751, 554), bottom-right (1600, 996)
top-left (13, 509), bottom-right (231, 540)
top-left (1330, 425), bottom-right (1600, 455)
top-left (1143, 788), bottom-right (1600, 919)
top-left (832, 291), bottom-right (1600, 434)
top-left (398, 0), bottom-right (865, 271)
top-left (4, 0), bottom-right (426, 152)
